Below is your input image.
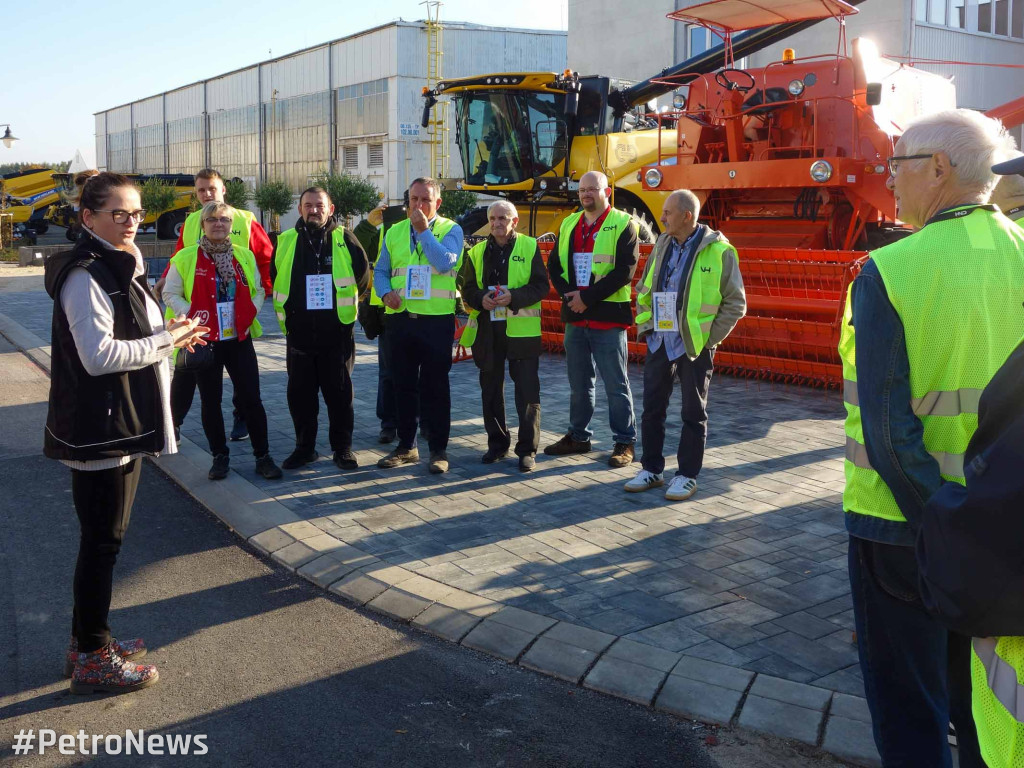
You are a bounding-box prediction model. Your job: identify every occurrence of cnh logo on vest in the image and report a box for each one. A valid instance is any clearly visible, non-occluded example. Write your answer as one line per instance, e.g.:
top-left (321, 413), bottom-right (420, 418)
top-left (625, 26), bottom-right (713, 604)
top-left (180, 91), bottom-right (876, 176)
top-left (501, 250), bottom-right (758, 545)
top-left (512, 254), bottom-right (526, 263)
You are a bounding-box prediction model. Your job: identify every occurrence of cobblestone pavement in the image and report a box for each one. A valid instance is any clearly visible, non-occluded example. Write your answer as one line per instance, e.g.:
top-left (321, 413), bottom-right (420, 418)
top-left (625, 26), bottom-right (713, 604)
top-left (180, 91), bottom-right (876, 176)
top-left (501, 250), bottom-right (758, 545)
top-left (6, 287), bottom-right (860, 696)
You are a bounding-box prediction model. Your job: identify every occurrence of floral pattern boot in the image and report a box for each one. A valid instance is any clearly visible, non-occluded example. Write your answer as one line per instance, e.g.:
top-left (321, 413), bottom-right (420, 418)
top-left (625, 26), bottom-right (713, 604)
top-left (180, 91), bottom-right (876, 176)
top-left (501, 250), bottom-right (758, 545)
top-left (64, 636), bottom-right (147, 678)
top-left (70, 642), bottom-right (159, 695)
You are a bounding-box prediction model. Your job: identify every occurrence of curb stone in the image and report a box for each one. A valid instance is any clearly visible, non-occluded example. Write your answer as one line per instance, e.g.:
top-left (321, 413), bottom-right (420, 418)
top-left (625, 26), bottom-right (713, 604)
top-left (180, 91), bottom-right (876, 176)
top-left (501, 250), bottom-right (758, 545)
top-left (0, 311), bottom-right (882, 767)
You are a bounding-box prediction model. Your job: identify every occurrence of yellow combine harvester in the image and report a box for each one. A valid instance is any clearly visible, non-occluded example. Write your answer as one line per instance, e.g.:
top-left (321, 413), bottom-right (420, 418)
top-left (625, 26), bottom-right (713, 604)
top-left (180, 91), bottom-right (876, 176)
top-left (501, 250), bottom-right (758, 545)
top-left (0, 168), bottom-right (60, 235)
top-left (48, 173), bottom-right (195, 242)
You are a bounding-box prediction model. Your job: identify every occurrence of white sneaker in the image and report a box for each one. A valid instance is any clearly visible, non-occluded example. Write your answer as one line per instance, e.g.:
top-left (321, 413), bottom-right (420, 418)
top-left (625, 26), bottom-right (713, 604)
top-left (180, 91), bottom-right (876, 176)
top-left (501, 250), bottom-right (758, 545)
top-left (665, 475), bottom-right (698, 501)
top-left (624, 469), bottom-right (664, 493)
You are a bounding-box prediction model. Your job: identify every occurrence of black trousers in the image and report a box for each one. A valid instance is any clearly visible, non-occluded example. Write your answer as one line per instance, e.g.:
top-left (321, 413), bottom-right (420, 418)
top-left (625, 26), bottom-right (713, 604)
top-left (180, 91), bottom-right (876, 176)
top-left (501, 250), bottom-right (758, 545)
top-left (388, 313), bottom-right (454, 453)
top-left (286, 333), bottom-right (355, 453)
top-left (640, 343), bottom-right (714, 477)
top-left (195, 337), bottom-right (270, 457)
top-left (70, 459), bottom-right (142, 653)
top-left (375, 324), bottom-right (397, 430)
top-left (479, 333), bottom-right (541, 456)
top-left (170, 367), bottom-right (242, 429)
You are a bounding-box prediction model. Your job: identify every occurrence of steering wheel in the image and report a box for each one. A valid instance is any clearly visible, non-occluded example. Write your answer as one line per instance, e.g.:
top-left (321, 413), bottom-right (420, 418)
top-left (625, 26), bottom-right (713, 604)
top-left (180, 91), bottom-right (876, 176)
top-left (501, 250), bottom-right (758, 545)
top-left (715, 69), bottom-right (756, 94)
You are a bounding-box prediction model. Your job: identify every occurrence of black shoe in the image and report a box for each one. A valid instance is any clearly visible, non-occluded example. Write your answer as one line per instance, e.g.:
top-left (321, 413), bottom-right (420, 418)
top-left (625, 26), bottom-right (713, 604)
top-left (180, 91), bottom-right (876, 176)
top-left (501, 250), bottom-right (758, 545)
top-left (230, 416), bottom-right (249, 441)
top-left (333, 450), bottom-right (358, 470)
top-left (429, 451), bottom-right (449, 474)
top-left (519, 454), bottom-right (536, 472)
top-left (378, 427), bottom-right (396, 444)
top-left (481, 447), bottom-right (510, 464)
top-left (282, 449), bottom-right (319, 470)
top-left (609, 442), bottom-right (636, 468)
top-left (543, 433), bottom-right (592, 456)
top-left (255, 454), bottom-right (282, 479)
top-left (378, 446), bottom-right (419, 469)
top-left (208, 453), bottom-right (229, 481)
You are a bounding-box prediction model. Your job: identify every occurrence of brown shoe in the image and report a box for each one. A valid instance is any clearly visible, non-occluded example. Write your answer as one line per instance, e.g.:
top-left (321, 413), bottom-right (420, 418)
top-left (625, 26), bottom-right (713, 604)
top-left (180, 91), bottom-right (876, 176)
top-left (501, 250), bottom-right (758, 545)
top-left (543, 433), bottom-right (592, 456)
top-left (378, 446), bottom-right (419, 469)
top-left (428, 451), bottom-right (449, 474)
top-left (608, 442), bottom-right (635, 468)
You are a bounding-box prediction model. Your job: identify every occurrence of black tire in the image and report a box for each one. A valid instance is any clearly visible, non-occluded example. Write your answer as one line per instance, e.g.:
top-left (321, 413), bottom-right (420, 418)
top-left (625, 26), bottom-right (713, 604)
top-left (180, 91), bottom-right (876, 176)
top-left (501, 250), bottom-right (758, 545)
top-left (65, 226), bottom-right (78, 242)
top-left (457, 206), bottom-right (489, 238)
top-left (157, 209), bottom-right (187, 241)
top-left (28, 222), bottom-right (48, 235)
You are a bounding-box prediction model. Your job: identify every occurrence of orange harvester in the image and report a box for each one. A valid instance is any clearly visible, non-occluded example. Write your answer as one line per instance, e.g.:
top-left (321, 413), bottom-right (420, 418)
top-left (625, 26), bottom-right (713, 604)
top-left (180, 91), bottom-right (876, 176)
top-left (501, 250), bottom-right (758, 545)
top-left (534, 0), bottom-right (1023, 387)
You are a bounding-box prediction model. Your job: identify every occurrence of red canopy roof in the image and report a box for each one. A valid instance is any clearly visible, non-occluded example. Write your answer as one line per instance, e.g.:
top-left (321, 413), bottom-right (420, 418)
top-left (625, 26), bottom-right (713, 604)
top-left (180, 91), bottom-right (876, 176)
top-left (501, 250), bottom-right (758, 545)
top-left (668, 0), bottom-right (858, 34)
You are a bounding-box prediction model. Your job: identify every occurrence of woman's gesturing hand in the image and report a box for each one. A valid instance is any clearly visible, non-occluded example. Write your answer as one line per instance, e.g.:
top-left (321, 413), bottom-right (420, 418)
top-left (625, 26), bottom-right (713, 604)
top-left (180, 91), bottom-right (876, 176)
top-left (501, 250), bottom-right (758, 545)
top-left (167, 316), bottom-right (210, 350)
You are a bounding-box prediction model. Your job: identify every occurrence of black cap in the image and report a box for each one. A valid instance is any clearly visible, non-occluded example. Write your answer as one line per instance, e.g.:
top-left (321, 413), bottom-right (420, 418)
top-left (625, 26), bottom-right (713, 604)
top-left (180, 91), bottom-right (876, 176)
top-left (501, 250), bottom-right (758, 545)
top-left (992, 155), bottom-right (1024, 176)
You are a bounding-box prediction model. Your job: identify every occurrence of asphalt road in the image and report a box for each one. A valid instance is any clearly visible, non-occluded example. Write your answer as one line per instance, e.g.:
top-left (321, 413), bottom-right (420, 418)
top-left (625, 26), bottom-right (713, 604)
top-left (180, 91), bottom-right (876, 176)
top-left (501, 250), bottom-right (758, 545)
top-left (0, 336), bottom-right (720, 768)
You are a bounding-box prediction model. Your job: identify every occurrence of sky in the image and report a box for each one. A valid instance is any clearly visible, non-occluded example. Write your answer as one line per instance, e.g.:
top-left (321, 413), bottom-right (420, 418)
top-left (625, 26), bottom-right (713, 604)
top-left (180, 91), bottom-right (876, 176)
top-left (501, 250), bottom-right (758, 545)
top-left (0, 0), bottom-right (568, 167)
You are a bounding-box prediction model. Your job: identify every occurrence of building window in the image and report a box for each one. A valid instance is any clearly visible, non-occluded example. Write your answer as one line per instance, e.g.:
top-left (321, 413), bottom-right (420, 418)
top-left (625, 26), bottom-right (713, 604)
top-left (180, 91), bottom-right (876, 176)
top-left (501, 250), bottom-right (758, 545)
top-left (688, 25), bottom-right (723, 57)
top-left (919, 0), bottom-right (1021, 38)
top-left (367, 143), bottom-right (384, 168)
top-left (343, 145), bottom-right (358, 169)
top-left (337, 78), bottom-right (388, 139)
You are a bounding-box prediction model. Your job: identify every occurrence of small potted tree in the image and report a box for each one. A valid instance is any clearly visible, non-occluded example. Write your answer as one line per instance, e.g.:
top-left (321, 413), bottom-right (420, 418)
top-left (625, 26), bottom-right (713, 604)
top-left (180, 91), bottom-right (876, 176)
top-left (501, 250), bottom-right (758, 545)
top-left (138, 177), bottom-right (177, 244)
top-left (253, 179), bottom-right (294, 247)
top-left (224, 177), bottom-right (252, 211)
top-left (310, 169), bottom-right (380, 224)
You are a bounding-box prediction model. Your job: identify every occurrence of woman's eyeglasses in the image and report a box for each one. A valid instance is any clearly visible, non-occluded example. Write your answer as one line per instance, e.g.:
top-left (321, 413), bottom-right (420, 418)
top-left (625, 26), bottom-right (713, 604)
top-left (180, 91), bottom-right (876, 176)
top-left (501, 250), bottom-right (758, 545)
top-left (92, 209), bottom-right (147, 224)
top-left (204, 216), bottom-right (233, 224)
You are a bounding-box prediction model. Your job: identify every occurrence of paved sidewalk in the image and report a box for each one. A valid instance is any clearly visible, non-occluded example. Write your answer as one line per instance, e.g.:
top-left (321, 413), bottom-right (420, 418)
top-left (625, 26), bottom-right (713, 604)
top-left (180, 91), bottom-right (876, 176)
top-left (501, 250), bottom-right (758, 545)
top-left (0, 285), bottom-right (880, 767)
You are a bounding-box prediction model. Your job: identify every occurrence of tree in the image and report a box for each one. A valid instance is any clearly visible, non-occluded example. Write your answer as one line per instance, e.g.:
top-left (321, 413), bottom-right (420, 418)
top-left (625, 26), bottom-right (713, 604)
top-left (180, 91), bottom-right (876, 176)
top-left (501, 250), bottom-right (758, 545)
top-left (439, 188), bottom-right (478, 220)
top-left (138, 177), bottom-right (177, 243)
top-left (310, 169), bottom-right (381, 222)
top-left (224, 177), bottom-right (251, 210)
top-left (253, 179), bottom-right (294, 233)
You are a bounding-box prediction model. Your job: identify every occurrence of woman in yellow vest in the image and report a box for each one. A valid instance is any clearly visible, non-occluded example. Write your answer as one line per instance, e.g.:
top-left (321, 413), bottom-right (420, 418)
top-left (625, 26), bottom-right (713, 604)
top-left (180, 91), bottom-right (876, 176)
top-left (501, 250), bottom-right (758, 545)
top-left (163, 201), bottom-right (282, 482)
top-left (460, 200), bottom-right (549, 471)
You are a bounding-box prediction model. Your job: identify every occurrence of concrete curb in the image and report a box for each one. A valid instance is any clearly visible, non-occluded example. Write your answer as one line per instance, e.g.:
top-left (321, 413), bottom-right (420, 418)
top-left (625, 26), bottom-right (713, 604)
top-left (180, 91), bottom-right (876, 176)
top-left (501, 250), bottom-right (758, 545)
top-left (0, 311), bottom-right (880, 768)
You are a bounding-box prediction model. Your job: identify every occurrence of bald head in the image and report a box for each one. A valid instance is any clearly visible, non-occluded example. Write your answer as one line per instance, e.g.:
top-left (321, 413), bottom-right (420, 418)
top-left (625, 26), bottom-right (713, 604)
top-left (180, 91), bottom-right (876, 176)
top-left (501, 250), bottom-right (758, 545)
top-left (579, 171), bottom-right (611, 217)
top-left (661, 189), bottom-right (700, 241)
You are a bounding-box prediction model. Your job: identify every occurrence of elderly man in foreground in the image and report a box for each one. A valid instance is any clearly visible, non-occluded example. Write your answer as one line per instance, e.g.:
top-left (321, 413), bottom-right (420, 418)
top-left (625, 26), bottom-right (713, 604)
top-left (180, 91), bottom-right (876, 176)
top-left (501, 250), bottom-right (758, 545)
top-left (460, 200), bottom-right (549, 471)
top-left (626, 189), bottom-right (745, 500)
top-left (840, 109), bottom-right (1023, 766)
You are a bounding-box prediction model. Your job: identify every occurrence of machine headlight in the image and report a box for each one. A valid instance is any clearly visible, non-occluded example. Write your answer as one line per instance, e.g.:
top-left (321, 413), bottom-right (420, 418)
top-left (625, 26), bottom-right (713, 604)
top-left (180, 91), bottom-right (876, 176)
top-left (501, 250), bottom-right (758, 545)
top-left (810, 161), bottom-right (833, 183)
top-left (788, 79), bottom-right (805, 97)
top-left (539, 179), bottom-right (548, 190)
top-left (644, 168), bottom-right (663, 188)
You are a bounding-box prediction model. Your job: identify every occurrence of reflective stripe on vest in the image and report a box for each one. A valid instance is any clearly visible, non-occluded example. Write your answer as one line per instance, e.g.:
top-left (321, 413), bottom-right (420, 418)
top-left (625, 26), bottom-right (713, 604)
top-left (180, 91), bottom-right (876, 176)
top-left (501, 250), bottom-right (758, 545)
top-left (841, 207), bottom-right (1024, 523)
top-left (384, 217), bottom-right (461, 315)
top-left (973, 636), bottom-right (1024, 768)
top-left (461, 234), bottom-right (541, 347)
top-left (636, 234), bottom-right (733, 357)
top-left (557, 208), bottom-right (633, 303)
top-left (181, 208), bottom-right (254, 251)
top-left (272, 228), bottom-right (358, 333)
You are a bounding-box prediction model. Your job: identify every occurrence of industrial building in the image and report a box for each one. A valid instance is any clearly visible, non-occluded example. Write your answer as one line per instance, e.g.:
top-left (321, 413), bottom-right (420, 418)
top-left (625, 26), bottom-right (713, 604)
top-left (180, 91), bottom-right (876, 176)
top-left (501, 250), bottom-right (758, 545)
top-left (569, 0), bottom-right (1024, 145)
top-left (94, 19), bottom-right (567, 206)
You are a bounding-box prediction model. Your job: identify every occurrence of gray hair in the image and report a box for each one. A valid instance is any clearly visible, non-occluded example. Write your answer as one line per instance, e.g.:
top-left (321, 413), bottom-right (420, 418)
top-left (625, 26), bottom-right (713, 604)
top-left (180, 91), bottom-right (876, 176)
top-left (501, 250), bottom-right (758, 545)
top-left (201, 200), bottom-right (234, 222)
top-left (487, 199), bottom-right (518, 218)
top-left (899, 109), bottom-right (1017, 196)
top-left (667, 189), bottom-right (700, 221)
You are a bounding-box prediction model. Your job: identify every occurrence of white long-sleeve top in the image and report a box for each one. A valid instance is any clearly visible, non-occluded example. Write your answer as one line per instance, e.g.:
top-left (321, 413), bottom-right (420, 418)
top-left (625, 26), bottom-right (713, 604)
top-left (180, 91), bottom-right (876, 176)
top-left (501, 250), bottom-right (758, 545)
top-left (59, 230), bottom-right (177, 471)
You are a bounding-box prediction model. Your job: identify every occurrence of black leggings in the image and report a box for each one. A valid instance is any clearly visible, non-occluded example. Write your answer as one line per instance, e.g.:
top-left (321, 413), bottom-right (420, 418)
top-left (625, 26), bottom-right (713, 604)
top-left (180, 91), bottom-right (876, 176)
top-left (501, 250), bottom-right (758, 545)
top-left (70, 459), bottom-right (142, 653)
top-left (195, 337), bottom-right (270, 457)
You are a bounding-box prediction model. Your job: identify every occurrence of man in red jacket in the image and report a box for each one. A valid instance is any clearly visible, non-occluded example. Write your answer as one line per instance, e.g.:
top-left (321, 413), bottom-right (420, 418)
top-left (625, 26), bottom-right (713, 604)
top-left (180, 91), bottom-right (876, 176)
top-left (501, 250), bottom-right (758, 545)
top-left (157, 168), bottom-right (273, 441)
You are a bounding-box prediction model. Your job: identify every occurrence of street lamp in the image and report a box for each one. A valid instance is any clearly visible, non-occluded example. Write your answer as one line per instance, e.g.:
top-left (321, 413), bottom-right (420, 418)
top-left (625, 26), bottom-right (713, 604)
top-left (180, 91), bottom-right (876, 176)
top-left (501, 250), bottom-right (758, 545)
top-left (1, 125), bottom-right (19, 149)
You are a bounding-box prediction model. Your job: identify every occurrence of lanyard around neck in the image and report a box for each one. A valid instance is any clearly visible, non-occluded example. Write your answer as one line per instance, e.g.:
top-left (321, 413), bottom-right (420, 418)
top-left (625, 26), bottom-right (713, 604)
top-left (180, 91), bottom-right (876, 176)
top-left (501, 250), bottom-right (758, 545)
top-left (924, 204), bottom-right (997, 228)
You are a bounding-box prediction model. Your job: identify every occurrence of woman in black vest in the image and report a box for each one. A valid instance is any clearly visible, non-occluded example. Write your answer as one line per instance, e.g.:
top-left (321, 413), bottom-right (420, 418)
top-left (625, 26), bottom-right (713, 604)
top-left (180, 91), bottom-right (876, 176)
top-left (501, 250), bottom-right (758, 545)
top-left (44, 172), bottom-right (207, 694)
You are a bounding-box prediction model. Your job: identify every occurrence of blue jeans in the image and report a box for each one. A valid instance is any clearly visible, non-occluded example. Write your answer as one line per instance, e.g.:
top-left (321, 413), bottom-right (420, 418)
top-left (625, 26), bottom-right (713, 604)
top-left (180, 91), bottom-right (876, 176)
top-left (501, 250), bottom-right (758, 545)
top-left (564, 324), bottom-right (636, 444)
top-left (848, 536), bottom-right (983, 768)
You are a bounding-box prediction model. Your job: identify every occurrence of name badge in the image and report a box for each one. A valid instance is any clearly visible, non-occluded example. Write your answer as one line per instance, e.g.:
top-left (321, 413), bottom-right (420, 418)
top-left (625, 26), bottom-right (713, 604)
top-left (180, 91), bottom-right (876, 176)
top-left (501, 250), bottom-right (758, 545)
top-left (489, 285), bottom-right (507, 322)
top-left (653, 292), bottom-right (678, 332)
top-left (573, 252), bottom-right (593, 287)
top-left (217, 301), bottom-right (237, 340)
top-left (405, 265), bottom-right (432, 300)
top-left (306, 274), bottom-right (332, 310)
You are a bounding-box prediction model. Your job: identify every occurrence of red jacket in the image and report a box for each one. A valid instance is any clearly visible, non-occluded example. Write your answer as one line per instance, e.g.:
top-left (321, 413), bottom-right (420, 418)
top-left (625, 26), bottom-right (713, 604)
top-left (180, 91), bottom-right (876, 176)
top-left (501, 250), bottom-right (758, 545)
top-left (168, 216), bottom-right (274, 297)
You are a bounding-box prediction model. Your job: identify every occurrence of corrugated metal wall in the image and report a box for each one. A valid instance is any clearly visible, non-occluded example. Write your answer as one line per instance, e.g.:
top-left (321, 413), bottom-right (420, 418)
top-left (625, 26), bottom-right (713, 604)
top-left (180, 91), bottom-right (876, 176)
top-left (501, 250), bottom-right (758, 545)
top-left (94, 21), bottom-right (567, 202)
top-left (913, 24), bottom-right (1024, 110)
